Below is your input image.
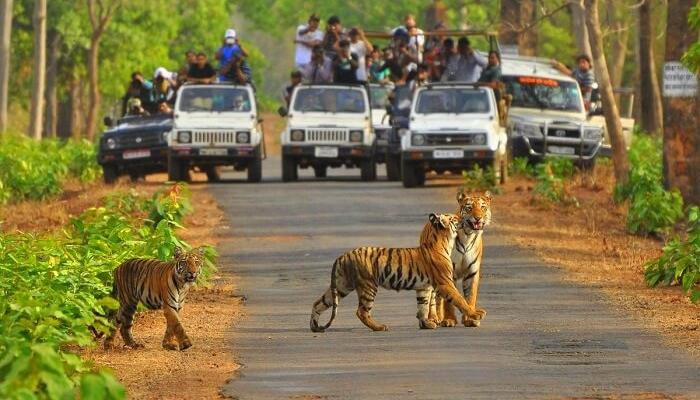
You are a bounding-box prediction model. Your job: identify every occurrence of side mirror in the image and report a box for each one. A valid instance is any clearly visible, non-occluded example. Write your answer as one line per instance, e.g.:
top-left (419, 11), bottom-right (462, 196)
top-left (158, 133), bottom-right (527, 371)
top-left (277, 106), bottom-right (288, 117)
top-left (103, 116), bottom-right (114, 127)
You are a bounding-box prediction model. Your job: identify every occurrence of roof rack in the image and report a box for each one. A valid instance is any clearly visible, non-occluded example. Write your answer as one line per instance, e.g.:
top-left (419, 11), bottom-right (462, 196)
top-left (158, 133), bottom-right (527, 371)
top-left (363, 29), bottom-right (498, 39)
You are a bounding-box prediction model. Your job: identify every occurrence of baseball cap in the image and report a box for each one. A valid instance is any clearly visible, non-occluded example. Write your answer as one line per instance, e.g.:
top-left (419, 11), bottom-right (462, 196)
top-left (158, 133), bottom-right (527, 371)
top-left (225, 29), bottom-right (237, 39)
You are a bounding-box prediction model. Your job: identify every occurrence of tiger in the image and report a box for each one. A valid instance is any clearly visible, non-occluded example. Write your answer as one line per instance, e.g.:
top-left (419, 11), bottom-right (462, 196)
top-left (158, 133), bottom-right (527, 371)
top-left (432, 190), bottom-right (492, 328)
top-left (310, 213), bottom-right (483, 332)
top-left (103, 246), bottom-right (205, 351)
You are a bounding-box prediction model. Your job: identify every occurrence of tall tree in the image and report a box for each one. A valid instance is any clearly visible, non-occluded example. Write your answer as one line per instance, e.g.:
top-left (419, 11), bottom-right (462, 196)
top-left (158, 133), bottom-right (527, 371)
top-left (663, 0), bottom-right (699, 205)
top-left (499, 0), bottom-right (537, 55)
top-left (585, 0), bottom-right (629, 185)
top-left (28, 0), bottom-right (46, 140)
top-left (44, 32), bottom-right (61, 138)
top-left (0, 0), bottom-right (12, 134)
top-left (639, 0), bottom-right (664, 134)
top-left (569, 0), bottom-right (591, 58)
top-left (85, 0), bottom-right (119, 141)
top-left (606, 0), bottom-right (630, 90)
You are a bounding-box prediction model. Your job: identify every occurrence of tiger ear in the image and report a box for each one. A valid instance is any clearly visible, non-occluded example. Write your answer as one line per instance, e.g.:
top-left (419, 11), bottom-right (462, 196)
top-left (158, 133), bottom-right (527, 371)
top-left (195, 247), bottom-right (206, 256)
top-left (173, 246), bottom-right (183, 259)
top-left (429, 213), bottom-right (440, 227)
top-left (483, 191), bottom-right (493, 203)
top-left (456, 189), bottom-right (467, 204)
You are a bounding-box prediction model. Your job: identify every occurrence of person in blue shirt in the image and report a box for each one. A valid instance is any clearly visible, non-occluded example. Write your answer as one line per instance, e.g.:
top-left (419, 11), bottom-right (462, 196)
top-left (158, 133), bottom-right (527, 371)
top-left (216, 29), bottom-right (249, 82)
top-left (551, 54), bottom-right (596, 110)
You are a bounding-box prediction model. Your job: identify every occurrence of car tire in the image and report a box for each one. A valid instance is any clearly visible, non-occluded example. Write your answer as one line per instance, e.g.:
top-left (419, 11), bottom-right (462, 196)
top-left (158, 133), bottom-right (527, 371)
top-left (247, 147), bottom-right (263, 183)
top-left (206, 167), bottom-right (221, 182)
top-left (282, 154), bottom-right (297, 182)
top-left (168, 153), bottom-right (188, 182)
top-left (386, 154), bottom-right (401, 181)
top-left (402, 159), bottom-right (422, 188)
top-left (103, 165), bottom-right (118, 184)
top-left (313, 165), bottom-right (327, 178)
top-left (360, 158), bottom-right (377, 181)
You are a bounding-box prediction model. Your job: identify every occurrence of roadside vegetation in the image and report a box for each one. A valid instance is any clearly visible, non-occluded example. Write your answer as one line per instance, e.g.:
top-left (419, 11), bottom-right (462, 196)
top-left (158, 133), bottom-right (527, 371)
top-left (0, 183), bottom-right (216, 399)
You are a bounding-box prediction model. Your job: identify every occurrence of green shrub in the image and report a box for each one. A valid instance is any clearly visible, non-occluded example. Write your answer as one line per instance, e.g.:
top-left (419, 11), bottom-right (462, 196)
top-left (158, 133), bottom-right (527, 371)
top-left (462, 164), bottom-right (502, 194)
top-left (510, 157), bottom-right (535, 177)
top-left (0, 183), bottom-right (216, 399)
top-left (615, 135), bottom-right (684, 235)
top-left (532, 157), bottom-right (578, 206)
top-left (645, 206), bottom-right (700, 302)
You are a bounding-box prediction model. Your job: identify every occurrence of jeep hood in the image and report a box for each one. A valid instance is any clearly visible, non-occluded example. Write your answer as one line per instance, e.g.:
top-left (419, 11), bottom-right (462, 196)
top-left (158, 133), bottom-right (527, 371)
top-left (174, 113), bottom-right (256, 130)
top-left (288, 113), bottom-right (368, 129)
top-left (508, 107), bottom-right (588, 125)
top-left (410, 115), bottom-right (495, 132)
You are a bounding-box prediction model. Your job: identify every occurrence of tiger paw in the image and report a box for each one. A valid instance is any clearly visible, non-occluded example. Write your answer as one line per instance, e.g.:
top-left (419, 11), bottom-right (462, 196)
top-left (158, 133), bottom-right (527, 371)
top-left (473, 308), bottom-right (487, 320)
top-left (179, 339), bottom-right (193, 351)
top-left (162, 341), bottom-right (179, 351)
top-left (440, 318), bottom-right (457, 327)
top-left (124, 341), bottom-right (144, 349)
top-left (462, 318), bottom-right (481, 328)
top-left (103, 341), bottom-right (116, 351)
top-left (419, 319), bottom-right (438, 329)
top-left (372, 324), bottom-right (389, 332)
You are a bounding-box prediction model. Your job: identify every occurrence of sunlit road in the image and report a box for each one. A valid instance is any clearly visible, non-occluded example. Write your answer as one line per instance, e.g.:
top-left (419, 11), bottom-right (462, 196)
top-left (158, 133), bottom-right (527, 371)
top-left (210, 156), bottom-right (700, 400)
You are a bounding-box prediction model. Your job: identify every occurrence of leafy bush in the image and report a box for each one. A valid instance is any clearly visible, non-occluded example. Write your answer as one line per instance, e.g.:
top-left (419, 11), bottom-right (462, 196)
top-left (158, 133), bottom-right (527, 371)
top-left (615, 135), bottom-right (684, 235)
top-left (462, 164), bottom-right (502, 194)
top-left (0, 183), bottom-right (216, 399)
top-left (645, 206), bottom-right (700, 302)
top-left (509, 157), bottom-right (535, 177)
top-left (0, 135), bottom-right (102, 204)
top-left (532, 157), bottom-right (578, 206)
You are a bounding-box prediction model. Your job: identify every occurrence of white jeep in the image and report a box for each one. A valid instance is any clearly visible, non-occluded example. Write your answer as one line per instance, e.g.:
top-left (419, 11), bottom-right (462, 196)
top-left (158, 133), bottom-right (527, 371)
top-left (400, 83), bottom-right (508, 188)
top-left (168, 84), bottom-right (264, 182)
top-left (501, 55), bottom-right (633, 166)
top-left (279, 84), bottom-right (375, 181)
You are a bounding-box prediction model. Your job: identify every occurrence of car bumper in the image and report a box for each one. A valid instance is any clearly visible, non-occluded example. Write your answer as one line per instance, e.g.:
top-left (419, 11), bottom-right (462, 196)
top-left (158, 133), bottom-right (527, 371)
top-left (98, 147), bottom-right (168, 167)
top-left (168, 146), bottom-right (258, 162)
top-left (511, 136), bottom-right (602, 161)
top-left (282, 145), bottom-right (374, 161)
top-left (402, 148), bottom-right (496, 165)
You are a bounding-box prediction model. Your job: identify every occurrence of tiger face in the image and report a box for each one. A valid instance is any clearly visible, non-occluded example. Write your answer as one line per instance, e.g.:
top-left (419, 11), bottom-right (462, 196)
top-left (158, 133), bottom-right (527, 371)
top-left (173, 247), bottom-right (205, 283)
top-left (428, 213), bottom-right (461, 234)
top-left (456, 190), bottom-right (492, 231)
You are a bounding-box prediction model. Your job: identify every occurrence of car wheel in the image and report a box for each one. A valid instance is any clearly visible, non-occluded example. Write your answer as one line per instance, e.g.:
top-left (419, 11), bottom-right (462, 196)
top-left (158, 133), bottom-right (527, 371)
top-left (402, 159), bottom-right (420, 188)
top-left (386, 154), bottom-right (401, 181)
top-left (360, 158), bottom-right (377, 181)
top-left (313, 165), bottom-right (327, 178)
top-left (103, 165), bottom-right (118, 184)
top-left (247, 147), bottom-right (263, 183)
top-left (206, 166), bottom-right (221, 182)
top-left (168, 153), bottom-right (188, 182)
top-left (282, 154), bottom-right (297, 182)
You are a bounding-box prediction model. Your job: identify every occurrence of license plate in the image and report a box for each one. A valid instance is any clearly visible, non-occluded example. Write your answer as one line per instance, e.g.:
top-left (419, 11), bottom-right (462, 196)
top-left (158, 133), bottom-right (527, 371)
top-left (122, 149), bottom-right (150, 159)
top-left (548, 146), bottom-right (575, 155)
top-left (314, 146), bottom-right (338, 158)
top-left (433, 149), bottom-right (463, 159)
top-left (200, 148), bottom-right (228, 156)
top-left (376, 139), bottom-right (388, 146)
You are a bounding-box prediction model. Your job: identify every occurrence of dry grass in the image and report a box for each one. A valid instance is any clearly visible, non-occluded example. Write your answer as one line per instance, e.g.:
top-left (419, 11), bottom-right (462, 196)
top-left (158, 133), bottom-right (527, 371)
top-left (492, 163), bottom-right (700, 356)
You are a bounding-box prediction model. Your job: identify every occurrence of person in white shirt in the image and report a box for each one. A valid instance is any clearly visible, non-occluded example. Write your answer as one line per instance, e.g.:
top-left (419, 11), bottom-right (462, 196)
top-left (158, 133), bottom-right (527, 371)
top-left (348, 27), bottom-right (373, 83)
top-left (392, 15), bottom-right (425, 62)
top-left (294, 14), bottom-right (324, 70)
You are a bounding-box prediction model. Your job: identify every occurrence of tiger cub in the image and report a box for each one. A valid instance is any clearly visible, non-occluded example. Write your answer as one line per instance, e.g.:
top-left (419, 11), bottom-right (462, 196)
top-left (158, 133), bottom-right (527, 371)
top-left (433, 191), bottom-right (491, 327)
top-left (103, 246), bottom-right (205, 351)
top-left (310, 213), bottom-right (482, 332)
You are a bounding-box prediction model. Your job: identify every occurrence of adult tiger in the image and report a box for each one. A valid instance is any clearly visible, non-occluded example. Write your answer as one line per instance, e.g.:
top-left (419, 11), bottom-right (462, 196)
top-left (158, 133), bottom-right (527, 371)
top-left (103, 246), bottom-right (205, 351)
top-left (310, 213), bottom-right (483, 332)
top-left (433, 191), bottom-right (491, 327)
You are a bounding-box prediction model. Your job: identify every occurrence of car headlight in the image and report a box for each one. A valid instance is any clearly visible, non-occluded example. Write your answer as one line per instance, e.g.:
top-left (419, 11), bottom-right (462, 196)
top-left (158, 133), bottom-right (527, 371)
top-left (583, 128), bottom-right (603, 140)
top-left (236, 131), bottom-right (250, 143)
top-left (178, 131), bottom-right (191, 143)
top-left (472, 133), bottom-right (487, 145)
top-left (398, 128), bottom-right (409, 137)
top-left (106, 137), bottom-right (116, 149)
top-left (290, 129), bottom-right (305, 141)
top-left (412, 134), bottom-right (425, 146)
top-left (512, 122), bottom-right (542, 138)
top-left (349, 130), bottom-right (363, 142)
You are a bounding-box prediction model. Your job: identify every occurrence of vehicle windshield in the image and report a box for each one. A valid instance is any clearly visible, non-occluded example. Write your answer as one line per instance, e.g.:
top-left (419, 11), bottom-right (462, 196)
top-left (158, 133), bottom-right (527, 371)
top-left (177, 87), bottom-right (252, 112)
top-left (370, 86), bottom-right (391, 109)
top-left (292, 87), bottom-right (367, 113)
top-left (503, 76), bottom-right (583, 112)
top-left (415, 88), bottom-right (491, 114)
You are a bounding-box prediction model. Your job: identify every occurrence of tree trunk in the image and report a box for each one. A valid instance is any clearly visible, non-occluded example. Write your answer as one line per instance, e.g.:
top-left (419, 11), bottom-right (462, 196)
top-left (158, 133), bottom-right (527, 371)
top-left (606, 0), bottom-right (629, 89)
top-left (70, 76), bottom-right (84, 140)
top-left (0, 0), bottom-right (12, 134)
top-left (639, 0), bottom-right (664, 135)
top-left (663, 0), bottom-right (699, 205)
top-left (569, 0), bottom-right (591, 58)
top-left (85, 34), bottom-right (100, 141)
top-left (28, 0), bottom-right (46, 140)
top-left (585, 0), bottom-right (629, 185)
top-left (44, 32), bottom-right (61, 138)
top-left (499, 0), bottom-right (519, 51)
top-left (423, 0), bottom-right (447, 30)
top-left (519, 0), bottom-right (537, 56)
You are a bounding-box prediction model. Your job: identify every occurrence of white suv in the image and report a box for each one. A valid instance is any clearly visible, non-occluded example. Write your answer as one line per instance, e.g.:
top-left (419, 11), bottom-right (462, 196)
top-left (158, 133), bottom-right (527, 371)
top-left (400, 83), bottom-right (508, 188)
top-left (168, 84), bottom-right (263, 182)
top-left (279, 84), bottom-right (375, 181)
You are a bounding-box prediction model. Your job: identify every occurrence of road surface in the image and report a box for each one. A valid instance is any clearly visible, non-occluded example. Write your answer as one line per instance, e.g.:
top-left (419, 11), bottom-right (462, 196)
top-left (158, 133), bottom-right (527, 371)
top-left (210, 156), bottom-right (700, 400)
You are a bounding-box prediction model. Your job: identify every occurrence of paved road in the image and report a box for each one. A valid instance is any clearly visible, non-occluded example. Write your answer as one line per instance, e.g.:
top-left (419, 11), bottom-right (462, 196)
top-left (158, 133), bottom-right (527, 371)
top-left (211, 156), bottom-right (699, 400)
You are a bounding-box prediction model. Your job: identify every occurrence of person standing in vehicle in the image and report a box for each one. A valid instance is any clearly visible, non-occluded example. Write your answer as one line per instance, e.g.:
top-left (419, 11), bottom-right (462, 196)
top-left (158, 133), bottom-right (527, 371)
top-left (283, 70), bottom-right (303, 106)
top-left (321, 16), bottom-right (344, 59)
top-left (551, 55), bottom-right (596, 110)
top-left (478, 51), bottom-right (502, 89)
top-left (301, 46), bottom-right (333, 84)
top-left (392, 15), bottom-right (425, 62)
top-left (333, 40), bottom-right (359, 84)
top-left (188, 53), bottom-right (217, 84)
top-left (294, 14), bottom-right (324, 70)
top-left (441, 37), bottom-right (487, 83)
top-left (216, 29), bottom-right (249, 82)
top-left (122, 72), bottom-right (155, 116)
top-left (348, 27), bottom-right (373, 84)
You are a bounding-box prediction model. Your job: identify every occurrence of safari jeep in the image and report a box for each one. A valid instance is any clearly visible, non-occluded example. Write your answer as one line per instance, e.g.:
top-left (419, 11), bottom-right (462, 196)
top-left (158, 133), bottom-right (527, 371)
top-left (501, 55), bottom-right (632, 166)
top-left (369, 83), bottom-right (393, 175)
top-left (168, 83), bottom-right (263, 182)
top-left (279, 83), bottom-right (375, 181)
top-left (400, 83), bottom-right (508, 188)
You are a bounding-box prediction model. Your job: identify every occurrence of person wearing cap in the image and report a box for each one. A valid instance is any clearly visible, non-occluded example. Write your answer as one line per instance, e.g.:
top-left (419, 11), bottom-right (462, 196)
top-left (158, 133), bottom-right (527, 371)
top-left (332, 39), bottom-right (359, 84)
top-left (348, 27), bottom-right (373, 83)
top-left (153, 67), bottom-right (177, 104)
top-left (441, 36), bottom-right (487, 83)
top-left (301, 45), bottom-right (333, 84)
top-left (391, 15), bottom-right (425, 62)
top-left (551, 55), bottom-right (596, 109)
top-left (216, 29), bottom-right (248, 80)
top-left (294, 14), bottom-right (324, 70)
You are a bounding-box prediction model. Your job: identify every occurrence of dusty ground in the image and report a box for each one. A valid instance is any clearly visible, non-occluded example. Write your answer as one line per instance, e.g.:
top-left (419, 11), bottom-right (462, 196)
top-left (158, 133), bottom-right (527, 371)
top-left (0, 173), bottom-right (242, 399)
top-left (261, 111), bottom-right (284, 156)
top-left (492, 163), bottom-right (700, 357)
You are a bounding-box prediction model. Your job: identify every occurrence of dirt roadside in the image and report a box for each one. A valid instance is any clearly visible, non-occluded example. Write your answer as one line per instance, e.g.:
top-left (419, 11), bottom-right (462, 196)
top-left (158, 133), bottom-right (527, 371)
top-left (1, 175), bottom-right (242, 399)
top-left (481, 164), bottom-right (700, 357)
